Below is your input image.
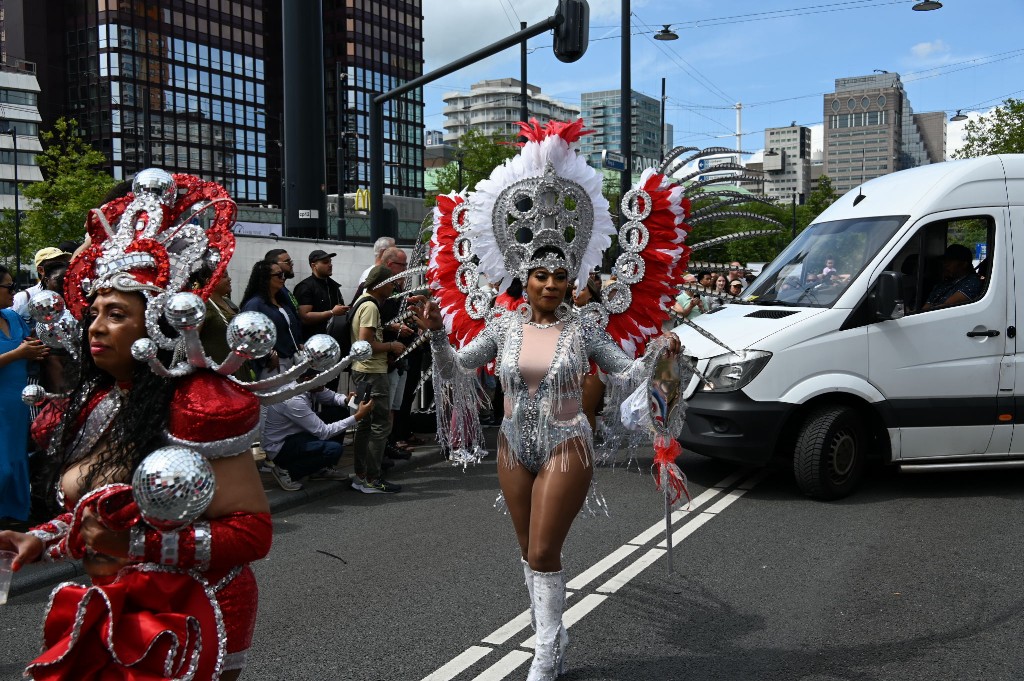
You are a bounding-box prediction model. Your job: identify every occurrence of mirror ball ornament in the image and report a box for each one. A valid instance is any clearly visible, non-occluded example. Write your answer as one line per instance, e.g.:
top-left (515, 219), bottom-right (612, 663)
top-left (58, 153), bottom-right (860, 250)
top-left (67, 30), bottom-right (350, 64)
top-left (27, 290), bottom-right (65, 324)
top-left (350, 340), bottom-right (372, 362)
top-left (226, 311), bottom-right (276, 359)
top-left (131, 337), bottom-right (160, 363)
top-left (132, 446), bottom-right (216, 531)
top-left (132, 167), bottom-right (178, 207)
top-left (305, 334), bottom-right (341, 370)
top-left (21, 384), bottom-right (45, 406)
top-left (164, 292), bottom-right (207, 331)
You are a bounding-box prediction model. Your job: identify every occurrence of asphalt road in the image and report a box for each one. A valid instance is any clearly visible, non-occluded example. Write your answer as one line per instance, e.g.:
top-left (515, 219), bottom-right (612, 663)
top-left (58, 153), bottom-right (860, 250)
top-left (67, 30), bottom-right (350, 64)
top-left (3, 449), bottom-right (1024, 681)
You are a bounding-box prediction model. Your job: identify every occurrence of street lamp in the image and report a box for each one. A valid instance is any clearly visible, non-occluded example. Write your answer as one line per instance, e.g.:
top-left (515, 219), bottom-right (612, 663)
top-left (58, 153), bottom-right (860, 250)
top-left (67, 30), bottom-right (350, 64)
top-left (654, 24), bottom-right (679, 41)
top-left (950, 110), bottom-right (969, 122)
top-left (0, 121), bottom-right (21, 283)
top-left (912, 1), bottom-right (942, 10)
top-left (256, 108), bottom-right (284, 218)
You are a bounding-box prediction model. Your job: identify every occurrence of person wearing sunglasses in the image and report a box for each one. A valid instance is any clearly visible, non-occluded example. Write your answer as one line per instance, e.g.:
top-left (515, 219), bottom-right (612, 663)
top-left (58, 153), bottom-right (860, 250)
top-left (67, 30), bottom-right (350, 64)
top-left (240, 260), bottom-right (304, 378)
top-left (0, 264), bottom-right (48, 528)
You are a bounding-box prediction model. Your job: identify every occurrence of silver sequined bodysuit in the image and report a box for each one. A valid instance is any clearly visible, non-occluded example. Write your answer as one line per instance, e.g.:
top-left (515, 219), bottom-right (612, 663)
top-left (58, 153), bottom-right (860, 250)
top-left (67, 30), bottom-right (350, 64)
top-left (431, 309), bottom-right (640, 472)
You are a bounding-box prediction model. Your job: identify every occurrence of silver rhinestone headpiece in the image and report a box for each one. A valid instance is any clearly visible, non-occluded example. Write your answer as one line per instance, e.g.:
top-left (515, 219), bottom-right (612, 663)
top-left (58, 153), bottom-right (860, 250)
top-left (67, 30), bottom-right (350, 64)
top-left (492, 162), bottom-right (594, 281)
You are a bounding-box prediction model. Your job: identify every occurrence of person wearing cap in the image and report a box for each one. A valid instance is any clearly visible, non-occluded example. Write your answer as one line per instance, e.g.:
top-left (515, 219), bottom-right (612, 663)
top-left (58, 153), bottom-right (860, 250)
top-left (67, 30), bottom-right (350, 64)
top-left (350, 264), bottom-right (406, 494)
top-left (293, 249), bottom-right (349, 337)
top-left (12, 247), bottom-right (71, 318)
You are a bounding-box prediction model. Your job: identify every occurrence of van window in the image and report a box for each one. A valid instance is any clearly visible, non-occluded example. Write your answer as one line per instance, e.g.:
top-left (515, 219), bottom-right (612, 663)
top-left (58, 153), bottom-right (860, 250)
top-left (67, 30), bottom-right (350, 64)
top-left (742, 215), bottom-right (908, 307)
top-left (883, 216), bottom-right (994, 314)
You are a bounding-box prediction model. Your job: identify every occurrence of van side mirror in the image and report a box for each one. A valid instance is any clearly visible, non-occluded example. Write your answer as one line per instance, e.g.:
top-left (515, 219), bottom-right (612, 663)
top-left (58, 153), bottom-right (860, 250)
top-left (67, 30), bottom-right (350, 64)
top-left (873, 271), bottom-right (905, 320)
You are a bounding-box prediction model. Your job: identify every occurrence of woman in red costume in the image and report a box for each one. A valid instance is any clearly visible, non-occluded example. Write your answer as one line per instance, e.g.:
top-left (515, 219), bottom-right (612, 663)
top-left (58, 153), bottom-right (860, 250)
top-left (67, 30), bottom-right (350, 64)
top-left (0, 169), bottom-right (274, 680)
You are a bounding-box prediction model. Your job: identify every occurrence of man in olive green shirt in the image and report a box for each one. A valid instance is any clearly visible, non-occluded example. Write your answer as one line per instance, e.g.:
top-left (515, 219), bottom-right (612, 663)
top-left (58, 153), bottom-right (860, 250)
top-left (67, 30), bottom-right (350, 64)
top-left (350, 265), bottom-right (405, 493)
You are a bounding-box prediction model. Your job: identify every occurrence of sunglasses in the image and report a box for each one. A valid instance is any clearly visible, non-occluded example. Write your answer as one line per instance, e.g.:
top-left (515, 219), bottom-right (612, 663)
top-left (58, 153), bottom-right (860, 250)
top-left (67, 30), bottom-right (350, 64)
top-left (0, 283), bottom-right (16, 291)
top-left (279, 259), bottom-right (293, 265)
top-left (271, 272), bottom-right (286, 279)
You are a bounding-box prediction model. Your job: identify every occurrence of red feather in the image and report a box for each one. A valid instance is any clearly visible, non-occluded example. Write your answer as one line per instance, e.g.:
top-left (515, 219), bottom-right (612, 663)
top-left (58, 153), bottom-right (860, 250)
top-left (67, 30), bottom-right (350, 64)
top-left (427, 193), bottom-right (487, 349)
top-left (605, 172), bottom-right (692, 357)
top-left (514, 118), bottom-right (594, 146)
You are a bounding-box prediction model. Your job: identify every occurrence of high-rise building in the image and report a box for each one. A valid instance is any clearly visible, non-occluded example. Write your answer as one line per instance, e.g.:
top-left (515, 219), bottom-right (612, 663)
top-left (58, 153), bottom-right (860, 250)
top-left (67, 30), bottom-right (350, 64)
top-left (323, 0), bottom-right (425, 206)
top-left (442, 79), bottom-right (580, 143)
top-left (763, 123), bottom-right (812, 203)
top-left (823, 73), bottom-right (945, 194)
top-left (579, 89), bottom-right (671, 173)
top-left (0, 61), bottom-right (44, 217)
top-left (4, 0), bottom-right (272, 204)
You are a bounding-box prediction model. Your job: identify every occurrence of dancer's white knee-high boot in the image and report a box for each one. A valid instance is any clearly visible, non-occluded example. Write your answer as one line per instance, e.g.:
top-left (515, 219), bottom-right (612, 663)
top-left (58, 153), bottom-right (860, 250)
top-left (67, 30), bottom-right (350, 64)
top-left (526, 569), bottom-right (568, 681)
top-left (522, 558), bottom-right (537, 631)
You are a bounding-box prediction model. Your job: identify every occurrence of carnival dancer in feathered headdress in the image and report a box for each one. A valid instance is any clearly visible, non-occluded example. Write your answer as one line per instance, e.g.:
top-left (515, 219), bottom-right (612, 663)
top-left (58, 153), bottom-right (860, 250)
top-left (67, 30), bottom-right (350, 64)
top-left (418, 119), bottom-right (693, 680)
top-left (0, 169), bottom-right (370, 680)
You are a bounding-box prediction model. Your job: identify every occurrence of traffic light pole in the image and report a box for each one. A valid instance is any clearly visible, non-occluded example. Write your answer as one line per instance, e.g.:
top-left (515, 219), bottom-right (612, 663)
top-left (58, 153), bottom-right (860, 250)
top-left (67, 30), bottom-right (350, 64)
top-left (369, 14), bottom-right (566, 240)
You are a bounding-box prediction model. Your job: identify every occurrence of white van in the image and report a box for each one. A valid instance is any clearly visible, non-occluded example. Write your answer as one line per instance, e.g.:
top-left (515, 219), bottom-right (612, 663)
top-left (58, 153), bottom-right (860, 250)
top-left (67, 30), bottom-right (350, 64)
top-left (672, 154), bottom-right (1024, 499)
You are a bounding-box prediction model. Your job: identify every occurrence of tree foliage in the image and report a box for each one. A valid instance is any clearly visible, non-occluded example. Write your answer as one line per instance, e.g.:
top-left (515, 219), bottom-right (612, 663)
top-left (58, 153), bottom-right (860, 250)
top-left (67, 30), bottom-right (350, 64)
top-left (953, 98), bottom-right (1024, 159)
top-left (20, 117), bottom-right (116, 253)
top-left (425, 129), bottom-right (519, 207)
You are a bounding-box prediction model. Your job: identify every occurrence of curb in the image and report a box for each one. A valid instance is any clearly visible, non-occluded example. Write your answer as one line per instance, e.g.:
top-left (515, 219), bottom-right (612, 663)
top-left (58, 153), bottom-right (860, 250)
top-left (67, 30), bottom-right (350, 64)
top-left (9, 445), bottom-right (444, 599)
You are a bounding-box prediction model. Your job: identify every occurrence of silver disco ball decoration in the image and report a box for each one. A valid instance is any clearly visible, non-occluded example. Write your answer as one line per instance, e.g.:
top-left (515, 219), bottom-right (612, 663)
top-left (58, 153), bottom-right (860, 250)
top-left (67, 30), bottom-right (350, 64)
top-left (132, 447), bottom-right (216, 531)
top-left (164, 292), bottom-right (207, 331)
top-left (131, 337), bottom-right (159, 362)
top-left (305, 334), bottom-right (341, 370)
top-left (21, 384), bottom-right (46, 406)
top-left (226, 311), bottom-right (276, 359)
top-left (27, 290), bottom-right (65, 324)
top-left (350, 339), bottom-right (372, 362)
top-left (133, 168), bottom-right (178, 207)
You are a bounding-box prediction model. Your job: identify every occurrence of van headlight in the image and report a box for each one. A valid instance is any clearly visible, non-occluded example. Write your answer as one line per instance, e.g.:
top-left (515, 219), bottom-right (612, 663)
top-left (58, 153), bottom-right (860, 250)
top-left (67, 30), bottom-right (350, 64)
top-left (702, 350), bottom-right (772, 392)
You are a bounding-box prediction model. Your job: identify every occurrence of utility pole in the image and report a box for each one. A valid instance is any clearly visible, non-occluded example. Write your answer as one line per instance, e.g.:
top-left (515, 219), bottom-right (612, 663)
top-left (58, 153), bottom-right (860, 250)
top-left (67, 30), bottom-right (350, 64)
top-left (336, 62), bottom-right (347, 239)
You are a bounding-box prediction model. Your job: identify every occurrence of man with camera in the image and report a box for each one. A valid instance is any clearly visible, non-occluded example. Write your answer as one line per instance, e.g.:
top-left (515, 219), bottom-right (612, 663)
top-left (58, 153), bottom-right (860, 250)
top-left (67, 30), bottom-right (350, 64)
top-left (349, 265), bottom-right (406, 494)
top-left (261, 370), bottom-right (373, 492)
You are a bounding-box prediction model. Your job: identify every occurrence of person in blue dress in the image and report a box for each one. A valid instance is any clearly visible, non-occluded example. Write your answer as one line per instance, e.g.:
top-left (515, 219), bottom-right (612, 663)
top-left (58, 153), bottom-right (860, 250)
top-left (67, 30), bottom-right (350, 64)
top-left (0, 264), bottom-right (49, 524)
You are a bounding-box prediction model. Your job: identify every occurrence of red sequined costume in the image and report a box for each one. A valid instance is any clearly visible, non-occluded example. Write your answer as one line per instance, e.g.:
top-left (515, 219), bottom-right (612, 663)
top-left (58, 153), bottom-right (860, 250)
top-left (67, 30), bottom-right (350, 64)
top-left (19, 170), bottom-right (275, 681)
top-left (25, 371), bottom-right (270, 680)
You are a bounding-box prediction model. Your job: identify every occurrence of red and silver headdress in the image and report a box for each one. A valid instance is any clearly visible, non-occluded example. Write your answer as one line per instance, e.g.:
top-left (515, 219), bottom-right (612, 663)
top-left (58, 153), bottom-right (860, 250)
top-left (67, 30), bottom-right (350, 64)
top-left (469, 119), bottom-right (615, 292)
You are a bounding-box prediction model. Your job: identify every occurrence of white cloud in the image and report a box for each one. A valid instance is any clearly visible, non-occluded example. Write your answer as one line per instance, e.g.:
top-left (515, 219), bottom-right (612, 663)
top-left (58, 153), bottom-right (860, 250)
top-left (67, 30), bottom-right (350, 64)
top-left (910, 39), bottom-right (950, 60)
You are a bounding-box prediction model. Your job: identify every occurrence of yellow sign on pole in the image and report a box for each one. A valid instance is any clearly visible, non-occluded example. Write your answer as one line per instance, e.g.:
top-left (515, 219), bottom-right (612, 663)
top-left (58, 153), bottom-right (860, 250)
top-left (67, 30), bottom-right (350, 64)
top-left (354, 188), bottom-right (370, 212)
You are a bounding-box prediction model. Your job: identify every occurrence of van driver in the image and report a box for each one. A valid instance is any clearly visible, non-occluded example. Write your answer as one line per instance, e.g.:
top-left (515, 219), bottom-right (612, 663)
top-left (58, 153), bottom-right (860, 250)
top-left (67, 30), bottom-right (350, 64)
top-left (921, 244), bottom-right (982, 311)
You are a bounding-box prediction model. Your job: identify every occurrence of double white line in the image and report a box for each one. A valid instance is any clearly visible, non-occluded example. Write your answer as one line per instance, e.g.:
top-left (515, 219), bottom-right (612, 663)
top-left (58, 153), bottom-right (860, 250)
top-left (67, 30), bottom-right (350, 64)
top-left (421, 469), bottom-right (764, 681)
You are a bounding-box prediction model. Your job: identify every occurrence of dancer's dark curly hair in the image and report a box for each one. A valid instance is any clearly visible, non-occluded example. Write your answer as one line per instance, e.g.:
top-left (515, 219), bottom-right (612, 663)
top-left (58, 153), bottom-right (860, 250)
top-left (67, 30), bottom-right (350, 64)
top-left (42, 292), bottom-right (175, 510)
top-left (240, 260), bottom-right (276, 308)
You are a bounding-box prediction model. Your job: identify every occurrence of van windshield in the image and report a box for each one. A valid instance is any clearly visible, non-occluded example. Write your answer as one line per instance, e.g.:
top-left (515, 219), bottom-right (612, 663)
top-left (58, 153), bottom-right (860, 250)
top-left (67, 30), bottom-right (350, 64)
top-left (740, 215), bottom-right (909, 307)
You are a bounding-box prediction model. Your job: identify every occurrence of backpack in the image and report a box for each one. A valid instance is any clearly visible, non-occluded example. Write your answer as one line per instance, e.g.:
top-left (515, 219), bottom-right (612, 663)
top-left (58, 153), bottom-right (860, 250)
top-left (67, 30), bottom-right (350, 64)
top-left (330, 295), bottom-right (381, 359)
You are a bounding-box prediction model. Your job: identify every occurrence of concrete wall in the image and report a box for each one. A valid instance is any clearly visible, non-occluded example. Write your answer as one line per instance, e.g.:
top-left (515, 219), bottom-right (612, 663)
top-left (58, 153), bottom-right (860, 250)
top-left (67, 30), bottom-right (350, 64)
top-left (227, 235), bottom-right (377, 304)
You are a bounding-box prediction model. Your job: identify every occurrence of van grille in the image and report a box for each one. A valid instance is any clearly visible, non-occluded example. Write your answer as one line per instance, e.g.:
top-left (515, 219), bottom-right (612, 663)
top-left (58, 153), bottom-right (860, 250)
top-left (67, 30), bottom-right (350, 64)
top-left (745, 310), bottom-right (798, 319)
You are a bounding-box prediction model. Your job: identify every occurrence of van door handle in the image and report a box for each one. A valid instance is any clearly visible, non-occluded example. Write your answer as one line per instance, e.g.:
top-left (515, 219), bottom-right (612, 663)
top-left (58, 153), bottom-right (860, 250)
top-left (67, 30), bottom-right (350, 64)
top-left (966, 329), bottom-right (1000, 338)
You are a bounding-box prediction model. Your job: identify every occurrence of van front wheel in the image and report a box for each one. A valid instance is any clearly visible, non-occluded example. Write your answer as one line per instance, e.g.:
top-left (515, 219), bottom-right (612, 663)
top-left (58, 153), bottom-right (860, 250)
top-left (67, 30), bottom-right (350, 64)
top-left (793, 406), bottom-right (866, 500)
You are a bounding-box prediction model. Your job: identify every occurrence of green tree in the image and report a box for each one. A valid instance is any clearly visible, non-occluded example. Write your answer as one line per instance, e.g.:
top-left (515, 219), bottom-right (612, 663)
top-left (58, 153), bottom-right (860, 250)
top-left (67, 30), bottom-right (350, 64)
top-left (426, 128), bottom-right (519, 207)
top-left (20, 117), bottom-right (116, 253)
top-left (805, 174), bottom-right (838, 219)
top-left (953, 98), bottom-right (1024, 159)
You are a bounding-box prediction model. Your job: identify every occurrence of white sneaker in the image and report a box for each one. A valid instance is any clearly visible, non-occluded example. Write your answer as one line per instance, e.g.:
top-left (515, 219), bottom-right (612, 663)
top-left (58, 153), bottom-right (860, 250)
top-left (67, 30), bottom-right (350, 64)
top-left (271, 465), bottom-right (303, 491)
top-left (351, 476), bottom-right (367, 492)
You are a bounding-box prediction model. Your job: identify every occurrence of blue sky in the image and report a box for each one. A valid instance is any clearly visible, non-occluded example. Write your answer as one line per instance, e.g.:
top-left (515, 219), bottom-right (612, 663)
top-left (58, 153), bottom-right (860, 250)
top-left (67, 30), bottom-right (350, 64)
top-left (421, 0), bottom-right (1024, 158)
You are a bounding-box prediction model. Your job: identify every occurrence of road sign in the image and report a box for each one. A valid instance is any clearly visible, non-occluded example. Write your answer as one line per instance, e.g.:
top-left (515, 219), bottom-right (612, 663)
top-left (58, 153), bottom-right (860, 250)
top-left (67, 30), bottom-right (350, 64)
top-left (602, 150), bottom-right (626, 171)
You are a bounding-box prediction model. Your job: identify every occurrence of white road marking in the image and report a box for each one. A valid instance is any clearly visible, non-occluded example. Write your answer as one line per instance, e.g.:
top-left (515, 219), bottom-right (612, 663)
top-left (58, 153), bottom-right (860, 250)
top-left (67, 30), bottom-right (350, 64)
top-left (595, 547), bottom-right (666, 594)
top-left (420, 470), bottom-right (762, 681)
top-left (469, 651), bottom-right (533, 680)
top-left (421, 646), bottom-right (494, 681)
top-left (482, 592), bottom-right (576, 645)
top-left (519, 593), bottom-right (608, 649)
top-left (630, 486), bottom-right (721, 545)
top-left (565, 543), bottom-right (641, 590)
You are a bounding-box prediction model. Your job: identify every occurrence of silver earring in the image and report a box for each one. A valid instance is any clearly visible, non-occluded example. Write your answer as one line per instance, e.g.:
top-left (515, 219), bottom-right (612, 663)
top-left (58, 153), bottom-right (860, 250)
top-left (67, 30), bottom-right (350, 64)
top-left (554, 302), bottom-right (571, 320)
top-left (519, 301), bottom-right (533, 320)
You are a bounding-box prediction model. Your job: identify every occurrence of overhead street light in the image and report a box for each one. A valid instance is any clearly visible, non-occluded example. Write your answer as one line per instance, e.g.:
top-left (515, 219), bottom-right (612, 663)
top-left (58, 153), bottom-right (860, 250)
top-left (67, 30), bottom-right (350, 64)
top-left (950, 110), bottom-right (969, 122)
top-left (654, 24), bottom-right (679, 41)
top-left (912, 1), bottom-right (942, 10)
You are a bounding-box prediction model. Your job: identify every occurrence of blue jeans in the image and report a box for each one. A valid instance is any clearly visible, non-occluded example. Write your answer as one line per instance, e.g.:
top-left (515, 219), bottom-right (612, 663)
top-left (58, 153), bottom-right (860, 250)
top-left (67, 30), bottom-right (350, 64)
top-left (274, 432), bottom-right (343, 479)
